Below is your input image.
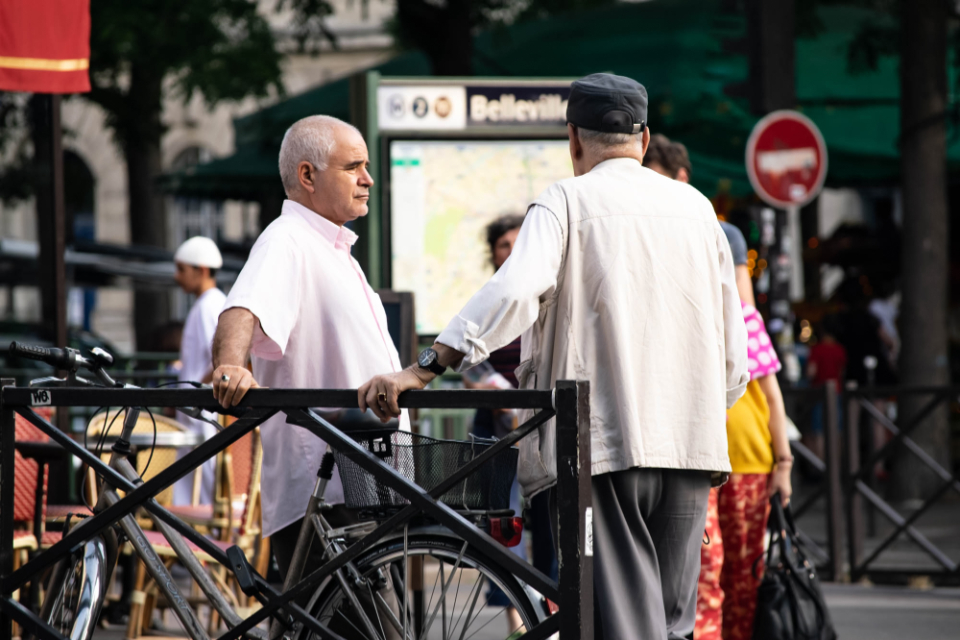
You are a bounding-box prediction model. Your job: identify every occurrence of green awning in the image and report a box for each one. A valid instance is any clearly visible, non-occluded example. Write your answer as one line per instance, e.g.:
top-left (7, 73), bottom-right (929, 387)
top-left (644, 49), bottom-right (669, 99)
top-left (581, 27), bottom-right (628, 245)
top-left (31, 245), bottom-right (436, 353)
top-left (163, 53), bottom-right (431, 199)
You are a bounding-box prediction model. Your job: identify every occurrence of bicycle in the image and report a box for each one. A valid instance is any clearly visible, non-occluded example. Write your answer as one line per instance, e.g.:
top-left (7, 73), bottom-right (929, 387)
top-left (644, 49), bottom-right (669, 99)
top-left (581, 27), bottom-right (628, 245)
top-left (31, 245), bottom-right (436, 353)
top-left (7, 342), bottom-right (548, 640)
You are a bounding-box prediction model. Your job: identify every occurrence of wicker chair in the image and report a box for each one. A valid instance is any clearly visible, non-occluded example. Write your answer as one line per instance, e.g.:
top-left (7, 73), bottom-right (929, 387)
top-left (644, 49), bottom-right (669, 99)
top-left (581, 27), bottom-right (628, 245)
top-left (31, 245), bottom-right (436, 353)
top-left (84, 409), bottom-right (192, 506)
top-left (126, 421), bottom-right (266, 638)
top-left (11, 409), bottom-right (62, 636)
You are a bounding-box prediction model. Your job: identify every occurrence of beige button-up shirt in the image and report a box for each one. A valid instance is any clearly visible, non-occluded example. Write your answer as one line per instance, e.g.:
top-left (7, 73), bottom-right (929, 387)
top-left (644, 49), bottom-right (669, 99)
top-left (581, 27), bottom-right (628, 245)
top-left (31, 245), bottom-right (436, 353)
top-left (438, 158), bottom-right (748, 497)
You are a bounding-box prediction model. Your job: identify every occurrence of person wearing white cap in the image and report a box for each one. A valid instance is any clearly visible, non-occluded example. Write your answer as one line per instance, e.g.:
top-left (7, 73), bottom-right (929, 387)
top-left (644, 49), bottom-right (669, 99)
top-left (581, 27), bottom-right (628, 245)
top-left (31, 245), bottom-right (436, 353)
top-left (172, 236), bottom-right (226, 506)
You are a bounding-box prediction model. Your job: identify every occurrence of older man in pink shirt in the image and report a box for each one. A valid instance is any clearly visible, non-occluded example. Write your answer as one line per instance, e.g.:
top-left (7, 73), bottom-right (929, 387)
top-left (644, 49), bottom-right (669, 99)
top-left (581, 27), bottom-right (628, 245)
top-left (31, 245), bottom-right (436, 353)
top-left (210, 115), bottom-right (409, 579)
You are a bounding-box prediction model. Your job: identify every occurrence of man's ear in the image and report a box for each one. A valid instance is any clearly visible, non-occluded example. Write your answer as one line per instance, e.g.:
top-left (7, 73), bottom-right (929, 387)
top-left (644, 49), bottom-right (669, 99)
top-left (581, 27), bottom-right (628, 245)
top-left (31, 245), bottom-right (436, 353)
top-left (568, 123), bottom-right (583, 161)
top-left (297, 161), bottom-right (316, 194)
top-left (641, 127), bottom-right (651, 157)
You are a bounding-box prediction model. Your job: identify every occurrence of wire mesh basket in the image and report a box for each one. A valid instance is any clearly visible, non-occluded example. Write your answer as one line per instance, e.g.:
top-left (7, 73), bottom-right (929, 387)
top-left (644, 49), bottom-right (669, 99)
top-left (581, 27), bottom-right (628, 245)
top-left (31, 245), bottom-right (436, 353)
top-left (334, 429), bottom-right (518, 512)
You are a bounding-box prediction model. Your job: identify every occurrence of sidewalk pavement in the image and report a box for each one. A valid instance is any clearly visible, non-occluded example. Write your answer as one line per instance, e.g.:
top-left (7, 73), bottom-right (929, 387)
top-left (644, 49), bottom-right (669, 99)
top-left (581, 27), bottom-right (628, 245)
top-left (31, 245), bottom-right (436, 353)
top-left (824, 583), bottom-right (960, 640)
top-left (89, 583), bottom-right (960, 639)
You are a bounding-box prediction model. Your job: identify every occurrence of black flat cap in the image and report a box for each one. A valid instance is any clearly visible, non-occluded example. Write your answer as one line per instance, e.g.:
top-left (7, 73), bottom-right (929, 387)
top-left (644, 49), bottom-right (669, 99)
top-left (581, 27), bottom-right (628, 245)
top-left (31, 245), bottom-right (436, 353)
top-left (566, 73), bottom-right (648, 134)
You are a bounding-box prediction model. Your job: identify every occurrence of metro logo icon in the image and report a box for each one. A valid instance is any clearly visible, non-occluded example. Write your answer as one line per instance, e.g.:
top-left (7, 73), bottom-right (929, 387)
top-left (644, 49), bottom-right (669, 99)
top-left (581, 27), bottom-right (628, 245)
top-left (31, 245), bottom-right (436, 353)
top-left (377, 85), bottom-right (467, 130)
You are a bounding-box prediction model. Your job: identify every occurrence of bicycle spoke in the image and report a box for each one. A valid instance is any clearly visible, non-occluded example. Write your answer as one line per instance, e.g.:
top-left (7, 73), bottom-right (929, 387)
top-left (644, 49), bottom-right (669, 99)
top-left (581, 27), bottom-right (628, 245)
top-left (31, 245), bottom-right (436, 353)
top-left (421, 542), bottom-right (468, 640)
top-left (365, 580), bottom-right (389, 640)
top-left (374, 583), bottom-right (409, 639)
top-left (422, 554), bottom-right (444, 631)
top-left (403, 526), bottom-right (409, 640)
top-left (446, 563), bottom-right (466, 640)
top-left (442, 560), bottom-right (448, 640)
top-left (462, 588), bottom-right (510, 640)
top-left (391, 562), bottom-right (415, 640)
top-left (454, 572), bottom-right (485, 640)
top-left (334, 607), bottom-right (378, 640)
top-left (463, 602), bottom-right (509, 640)
top-left (425, 561), bottom-right (445, 640)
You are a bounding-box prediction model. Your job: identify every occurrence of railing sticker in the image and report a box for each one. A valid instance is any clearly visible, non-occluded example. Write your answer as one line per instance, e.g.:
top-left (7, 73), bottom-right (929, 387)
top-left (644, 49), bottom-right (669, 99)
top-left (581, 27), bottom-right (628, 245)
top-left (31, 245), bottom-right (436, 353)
top-left (584, 506), bottom-right (593, 557)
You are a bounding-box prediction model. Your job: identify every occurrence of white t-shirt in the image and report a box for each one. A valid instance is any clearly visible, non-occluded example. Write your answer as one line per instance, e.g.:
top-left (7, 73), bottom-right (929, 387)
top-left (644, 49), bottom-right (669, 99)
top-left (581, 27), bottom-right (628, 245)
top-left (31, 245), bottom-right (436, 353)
top-left (223, 200), bottom-right (410, 537)
top-left (179, 287), bottom-right (226, 384)
top-left (174, 286), bottom-right (226, 505)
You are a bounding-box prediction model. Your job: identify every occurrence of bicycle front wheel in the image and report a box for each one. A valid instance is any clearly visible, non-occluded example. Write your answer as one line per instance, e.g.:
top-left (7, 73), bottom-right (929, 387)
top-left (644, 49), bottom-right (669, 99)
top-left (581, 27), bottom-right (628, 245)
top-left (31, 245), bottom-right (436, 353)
top-left (297, 532), bottom-right (544, 640)
top-left (40, 537), bottom-right (113, 640)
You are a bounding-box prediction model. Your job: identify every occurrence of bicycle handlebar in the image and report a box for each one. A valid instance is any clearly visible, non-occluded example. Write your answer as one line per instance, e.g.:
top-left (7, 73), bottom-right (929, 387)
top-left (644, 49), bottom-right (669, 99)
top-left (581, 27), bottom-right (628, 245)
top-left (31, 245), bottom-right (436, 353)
top-left (10, 341), bottom-right (120, 388)
top-left (8, 341), bottom-right (76, 370)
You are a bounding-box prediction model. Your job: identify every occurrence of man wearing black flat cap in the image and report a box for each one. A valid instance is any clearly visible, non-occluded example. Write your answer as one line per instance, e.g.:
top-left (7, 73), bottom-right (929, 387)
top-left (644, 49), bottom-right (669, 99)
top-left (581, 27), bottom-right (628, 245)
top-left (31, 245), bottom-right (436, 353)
top-left (361, 73), bottom-right (748, 640)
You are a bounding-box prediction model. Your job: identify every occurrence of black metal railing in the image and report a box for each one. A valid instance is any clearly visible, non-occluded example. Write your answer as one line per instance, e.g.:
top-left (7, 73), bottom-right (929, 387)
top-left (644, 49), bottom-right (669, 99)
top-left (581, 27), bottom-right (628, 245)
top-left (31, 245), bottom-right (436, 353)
top-left (0, 381), bottom-right (594, 640)
top-left (844, 384), bottom-right (960, 585)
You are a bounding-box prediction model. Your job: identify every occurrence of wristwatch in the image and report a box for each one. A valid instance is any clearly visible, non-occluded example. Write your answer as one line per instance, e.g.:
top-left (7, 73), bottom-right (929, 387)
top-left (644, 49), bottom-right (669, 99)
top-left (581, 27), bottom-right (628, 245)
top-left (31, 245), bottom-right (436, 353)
top-left (417, 347), bottom-right (447, 376)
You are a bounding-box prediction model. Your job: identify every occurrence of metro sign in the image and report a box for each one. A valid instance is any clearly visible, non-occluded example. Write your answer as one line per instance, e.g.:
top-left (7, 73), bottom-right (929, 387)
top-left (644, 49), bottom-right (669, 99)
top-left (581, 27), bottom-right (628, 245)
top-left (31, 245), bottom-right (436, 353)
top-left (746, 110), bottom-right (828, 209)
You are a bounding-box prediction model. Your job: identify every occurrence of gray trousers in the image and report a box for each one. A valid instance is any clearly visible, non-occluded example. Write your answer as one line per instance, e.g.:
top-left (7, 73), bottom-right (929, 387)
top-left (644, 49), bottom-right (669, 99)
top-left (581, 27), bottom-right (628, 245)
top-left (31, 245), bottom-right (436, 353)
top-left (554, 468), bottom-right (710, 640)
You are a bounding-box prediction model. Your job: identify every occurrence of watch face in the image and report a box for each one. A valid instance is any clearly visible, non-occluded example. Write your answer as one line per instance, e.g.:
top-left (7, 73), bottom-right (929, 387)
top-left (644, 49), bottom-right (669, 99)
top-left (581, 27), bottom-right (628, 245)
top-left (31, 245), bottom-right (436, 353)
top-left (418, 348), bottom-right (436, 368)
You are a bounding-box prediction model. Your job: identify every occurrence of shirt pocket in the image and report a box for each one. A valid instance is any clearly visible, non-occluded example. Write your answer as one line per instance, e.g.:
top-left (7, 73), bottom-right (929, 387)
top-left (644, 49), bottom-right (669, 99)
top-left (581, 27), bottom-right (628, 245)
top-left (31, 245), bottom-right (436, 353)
top-left (514, 359), bottom-right (551, 492)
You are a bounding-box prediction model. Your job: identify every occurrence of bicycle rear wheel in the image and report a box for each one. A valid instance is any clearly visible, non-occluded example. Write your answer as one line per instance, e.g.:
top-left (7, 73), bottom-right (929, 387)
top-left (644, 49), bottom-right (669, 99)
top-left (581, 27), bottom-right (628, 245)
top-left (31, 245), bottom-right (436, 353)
top-left (40, 536), bottom-right (114, 640)
top-left (297, 532), bottom-right (544, 640)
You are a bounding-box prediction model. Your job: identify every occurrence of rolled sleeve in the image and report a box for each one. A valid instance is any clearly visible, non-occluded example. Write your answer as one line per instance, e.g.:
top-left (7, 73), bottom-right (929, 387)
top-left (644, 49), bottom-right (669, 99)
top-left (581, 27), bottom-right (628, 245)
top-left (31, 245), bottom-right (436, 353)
top-left (718, 225), bottom-right (749, 407)
top-left (437, 204), bottom-right (564, 369)
top-left (436, 315), bottom-right (485, 364)
top-left (222, 239), bottom-right (302, 360)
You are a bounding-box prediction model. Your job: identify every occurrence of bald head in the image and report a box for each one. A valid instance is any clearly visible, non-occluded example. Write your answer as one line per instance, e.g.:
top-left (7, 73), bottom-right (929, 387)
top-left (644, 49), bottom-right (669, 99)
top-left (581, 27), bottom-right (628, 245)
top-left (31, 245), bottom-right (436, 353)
top-left (279, 115), bottom-right (361, 197)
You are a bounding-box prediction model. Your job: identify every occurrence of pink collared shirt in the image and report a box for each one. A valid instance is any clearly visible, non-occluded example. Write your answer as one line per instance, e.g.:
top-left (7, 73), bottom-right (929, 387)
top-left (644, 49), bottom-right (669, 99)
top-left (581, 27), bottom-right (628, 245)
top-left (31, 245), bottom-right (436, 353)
top-left (223, 199), bottom-right (409, 537)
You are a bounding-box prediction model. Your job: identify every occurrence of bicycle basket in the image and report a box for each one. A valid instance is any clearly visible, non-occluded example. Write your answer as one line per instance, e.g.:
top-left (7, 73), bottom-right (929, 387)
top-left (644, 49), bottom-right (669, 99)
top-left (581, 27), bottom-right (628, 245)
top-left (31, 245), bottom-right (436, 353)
top-left (333, 429), bottom-right (518, 512)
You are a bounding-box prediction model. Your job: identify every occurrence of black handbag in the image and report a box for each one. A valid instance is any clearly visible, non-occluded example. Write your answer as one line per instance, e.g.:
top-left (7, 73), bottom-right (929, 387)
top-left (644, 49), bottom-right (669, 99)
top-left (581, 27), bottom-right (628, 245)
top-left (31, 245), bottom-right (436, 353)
top-left (752, 495), bottom-right (837, 640)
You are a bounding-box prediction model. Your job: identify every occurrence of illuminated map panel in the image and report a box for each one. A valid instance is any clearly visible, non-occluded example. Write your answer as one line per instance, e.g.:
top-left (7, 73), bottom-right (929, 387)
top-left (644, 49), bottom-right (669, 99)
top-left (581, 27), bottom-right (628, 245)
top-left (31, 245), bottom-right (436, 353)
top-left (390, 139), bottom-right (572, 335)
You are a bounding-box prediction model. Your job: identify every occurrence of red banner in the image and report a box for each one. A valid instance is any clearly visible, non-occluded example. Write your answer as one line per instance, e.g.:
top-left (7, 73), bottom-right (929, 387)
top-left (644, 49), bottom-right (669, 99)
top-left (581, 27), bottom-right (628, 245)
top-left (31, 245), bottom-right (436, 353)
top-left (0, 0), bottom-right (91, 93)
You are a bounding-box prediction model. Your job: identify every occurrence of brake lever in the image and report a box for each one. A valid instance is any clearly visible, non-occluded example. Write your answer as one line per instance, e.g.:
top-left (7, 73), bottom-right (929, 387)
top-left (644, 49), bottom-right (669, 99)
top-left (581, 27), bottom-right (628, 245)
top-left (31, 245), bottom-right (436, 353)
top-left (179, 406), bottom-right (225, 431)
top-left (28, 374), bottom-right (104, 388)
top-left (28, 376), bottom-right (67, 388)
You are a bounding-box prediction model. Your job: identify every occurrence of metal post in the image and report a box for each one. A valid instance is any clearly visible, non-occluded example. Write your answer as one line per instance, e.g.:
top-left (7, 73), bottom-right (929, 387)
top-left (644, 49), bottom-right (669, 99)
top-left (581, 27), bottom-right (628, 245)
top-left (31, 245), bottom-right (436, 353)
top-left (555, 380), bottom-right (592, 640)
top-left (823, 383), bottom-right (844, 581)
top-left (1, 379), bottom-right (16, 640)
top-left (31, 94), bottom-right (68, 353)
top-left (846, 390), bottom-right (864, 580)
top-left (31, 94), bottom-right (71, 503)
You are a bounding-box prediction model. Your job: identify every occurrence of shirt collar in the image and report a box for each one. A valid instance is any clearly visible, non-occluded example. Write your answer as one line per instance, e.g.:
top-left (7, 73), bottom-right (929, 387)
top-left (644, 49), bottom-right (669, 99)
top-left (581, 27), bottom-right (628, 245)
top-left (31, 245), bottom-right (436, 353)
top-left (281, 199), bottom-right (358, 252)
top-left (593, 157), bottom-right (643, 172)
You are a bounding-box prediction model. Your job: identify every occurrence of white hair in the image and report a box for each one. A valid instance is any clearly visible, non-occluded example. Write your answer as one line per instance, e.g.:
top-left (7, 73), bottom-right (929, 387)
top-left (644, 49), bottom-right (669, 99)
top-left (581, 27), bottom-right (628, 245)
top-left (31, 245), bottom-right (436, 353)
top-left (578, 127), bottom-right (642, 155)
top-left (278, 115), bottom-right (360, 196)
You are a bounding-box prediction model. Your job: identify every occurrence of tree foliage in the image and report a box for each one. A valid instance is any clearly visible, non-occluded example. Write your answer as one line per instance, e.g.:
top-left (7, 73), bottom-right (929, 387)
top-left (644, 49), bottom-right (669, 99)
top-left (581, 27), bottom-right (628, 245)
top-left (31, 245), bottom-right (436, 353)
top-left (283, 0), bottom-right (616, 75)
top-left (87, 0), bottom-right (288, 349)
top-left (88, 0), bottom-right (285, 147)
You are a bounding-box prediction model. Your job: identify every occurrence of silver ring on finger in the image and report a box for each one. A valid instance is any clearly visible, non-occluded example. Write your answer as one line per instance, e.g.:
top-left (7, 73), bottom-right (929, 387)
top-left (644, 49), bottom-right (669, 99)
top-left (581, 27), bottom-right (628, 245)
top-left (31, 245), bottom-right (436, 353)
top-left (221, 374), bottom-right (230, 383)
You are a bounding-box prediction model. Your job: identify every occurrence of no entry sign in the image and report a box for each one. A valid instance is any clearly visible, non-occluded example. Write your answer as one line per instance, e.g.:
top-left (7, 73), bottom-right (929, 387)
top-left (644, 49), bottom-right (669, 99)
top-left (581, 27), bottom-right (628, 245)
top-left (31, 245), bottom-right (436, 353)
top-left (746, 110), bottom-right (827, 209)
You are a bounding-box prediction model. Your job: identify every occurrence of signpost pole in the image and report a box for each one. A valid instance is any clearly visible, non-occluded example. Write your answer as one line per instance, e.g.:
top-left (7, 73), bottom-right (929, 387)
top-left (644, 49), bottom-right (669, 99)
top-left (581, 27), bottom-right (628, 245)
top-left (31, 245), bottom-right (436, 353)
top-left (786, 204), bottom-right (804, 301)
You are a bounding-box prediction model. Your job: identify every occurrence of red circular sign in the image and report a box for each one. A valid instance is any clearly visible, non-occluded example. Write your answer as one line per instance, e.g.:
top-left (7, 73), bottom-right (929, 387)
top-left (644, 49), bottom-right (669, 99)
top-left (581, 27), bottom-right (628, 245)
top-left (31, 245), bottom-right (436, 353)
top-left (746, 110), bottom-right (827, 209)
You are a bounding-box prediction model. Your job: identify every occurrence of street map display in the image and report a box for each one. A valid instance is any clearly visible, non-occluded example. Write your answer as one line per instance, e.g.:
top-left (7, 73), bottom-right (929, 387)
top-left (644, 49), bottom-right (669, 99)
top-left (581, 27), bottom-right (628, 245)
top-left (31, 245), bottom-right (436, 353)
top-left (390, 139), bottom-right (572, 335)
